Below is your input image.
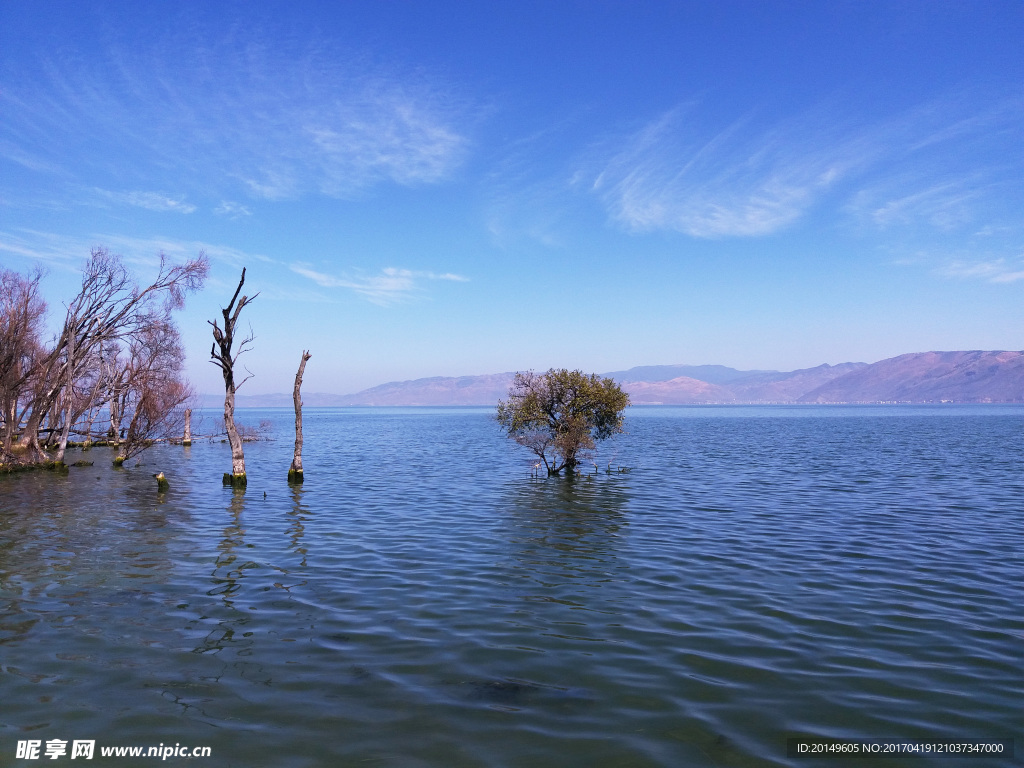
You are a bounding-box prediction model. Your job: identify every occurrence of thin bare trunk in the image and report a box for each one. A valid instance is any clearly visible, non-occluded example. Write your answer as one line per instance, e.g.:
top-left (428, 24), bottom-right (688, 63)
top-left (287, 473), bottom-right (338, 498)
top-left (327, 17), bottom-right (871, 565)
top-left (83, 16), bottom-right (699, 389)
top-left (288, 351), bottom-right (311, 483)
top-left (183, 408), bottom-right (192, 446)
top-left (210, 269), bottom-right (257, 487)
top-left (114, 417), bottom-right (137, 466)
top-left (55, 333), bottom-right (75, 464)
top-left (82, 409), bottom-right (97, 447)
top-left (44, 396), bottom-right (62, 449)
top-left (2, 400), bottom-right (17, 453)
top-left (55, 398), bottom-right (73, 463)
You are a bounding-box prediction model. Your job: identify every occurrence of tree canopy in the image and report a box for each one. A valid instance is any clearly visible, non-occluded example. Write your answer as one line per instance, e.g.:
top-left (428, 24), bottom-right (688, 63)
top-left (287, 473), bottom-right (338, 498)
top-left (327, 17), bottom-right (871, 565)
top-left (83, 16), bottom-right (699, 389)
top-left (496, 368), bottom-right (629, 475)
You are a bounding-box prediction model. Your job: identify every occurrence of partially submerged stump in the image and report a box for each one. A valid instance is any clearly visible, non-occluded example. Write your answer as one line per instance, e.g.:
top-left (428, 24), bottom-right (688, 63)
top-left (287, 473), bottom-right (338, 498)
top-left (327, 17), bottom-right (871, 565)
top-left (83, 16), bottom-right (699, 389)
top-left (154, 471), bottom-right (169, 491)
top-left (288, 350), bottom-right (311, 484)
top-left (223, 472), bottom-right (247, 489)
top-left (182, 409), bottom-right (192, 447)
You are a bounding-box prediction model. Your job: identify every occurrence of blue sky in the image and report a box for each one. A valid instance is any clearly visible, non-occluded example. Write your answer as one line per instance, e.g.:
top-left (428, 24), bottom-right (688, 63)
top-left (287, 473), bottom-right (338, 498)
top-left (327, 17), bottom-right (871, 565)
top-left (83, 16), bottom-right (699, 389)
top-left (2, 1), bottom-right (1022, 395)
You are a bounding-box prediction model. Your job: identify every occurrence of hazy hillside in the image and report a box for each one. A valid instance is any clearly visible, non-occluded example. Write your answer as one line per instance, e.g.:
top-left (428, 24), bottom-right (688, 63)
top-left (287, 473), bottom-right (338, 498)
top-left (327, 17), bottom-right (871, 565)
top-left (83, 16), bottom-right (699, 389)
top-left (326, 373), bottom-right (517, 406)
top-left (617, 362), bottom-right (868, 403)
top-left (799, 351), bottom-right (1024, 403)
top-left (212, 352), bottom-right (1024, 407)
top-left (620, 376), bottom-right (737, 404)
top-left (212, 373), bottom-right (518, 408)
top-left (602, 364), bottom-right (772, 385)
top-left (725, 363), bottom-right (868, 402)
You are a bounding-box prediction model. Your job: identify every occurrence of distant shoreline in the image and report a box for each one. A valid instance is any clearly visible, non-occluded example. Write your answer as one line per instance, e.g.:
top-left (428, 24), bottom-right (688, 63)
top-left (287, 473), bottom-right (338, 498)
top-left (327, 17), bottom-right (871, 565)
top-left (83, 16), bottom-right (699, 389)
top-left (202, 351), bottom-right (1024, 408)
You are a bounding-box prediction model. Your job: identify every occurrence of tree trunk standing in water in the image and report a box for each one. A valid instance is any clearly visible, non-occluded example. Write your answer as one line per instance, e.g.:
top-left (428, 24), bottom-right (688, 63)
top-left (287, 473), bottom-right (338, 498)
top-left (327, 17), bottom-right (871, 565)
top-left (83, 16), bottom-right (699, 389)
top-left (209, 269), bottom-right (257, 488)
top-left (108, 391), bottom-right (119, 440)
top-left (54, 331), bottom-right (76, 466)
top-left (182, 409), bottom-right (192, 446)
top-left (288, 351), bottom-right (311, 484)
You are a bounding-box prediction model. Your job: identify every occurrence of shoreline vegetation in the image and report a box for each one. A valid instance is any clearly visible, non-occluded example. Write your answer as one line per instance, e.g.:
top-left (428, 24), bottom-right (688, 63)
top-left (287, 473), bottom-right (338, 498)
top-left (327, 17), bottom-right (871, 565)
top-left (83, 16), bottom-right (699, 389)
top-left (0, 424), bottom-right (272, 474)
top-left (4, 402), bottom-right (1019, 479)
top-left (1, 251), bottom-right (208, 473)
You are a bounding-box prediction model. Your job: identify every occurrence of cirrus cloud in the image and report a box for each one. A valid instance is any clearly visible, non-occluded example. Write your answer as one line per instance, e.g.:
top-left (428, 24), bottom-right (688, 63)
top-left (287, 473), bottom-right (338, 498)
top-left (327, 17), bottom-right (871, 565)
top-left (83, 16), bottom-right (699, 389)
top-left (0, 30), bottom-right (475, 206)
top-left (290, 264), bottom-right (469, 305)
top-left (94, 188), bottom-right (197, 213)
top-left (584, 106), bottom-right (869, 238)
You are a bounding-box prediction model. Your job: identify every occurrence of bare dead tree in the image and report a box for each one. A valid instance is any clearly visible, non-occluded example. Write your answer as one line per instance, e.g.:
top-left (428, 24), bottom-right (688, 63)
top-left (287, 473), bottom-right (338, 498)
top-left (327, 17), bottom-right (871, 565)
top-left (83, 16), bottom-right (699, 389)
top-left (5, 249), bottom-right (207, 467)
top-left (53, 249), bottom-right (207, 465)
top-left (76, 338), bottom-right (118, 448)
top-left (209, 268), bottom-right (257, 487)
top-left (0, 266), bottom-right (47, 458)
top-left (113, 317), bottom-right (192, 465)
top-left (288, 350), bottom-right (312, 484)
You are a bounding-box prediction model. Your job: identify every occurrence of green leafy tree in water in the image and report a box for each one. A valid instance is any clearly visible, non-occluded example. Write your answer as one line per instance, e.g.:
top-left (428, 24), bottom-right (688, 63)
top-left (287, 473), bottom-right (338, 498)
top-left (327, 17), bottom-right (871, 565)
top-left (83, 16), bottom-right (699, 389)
top-left (496, 369), bottom-right (629, 475)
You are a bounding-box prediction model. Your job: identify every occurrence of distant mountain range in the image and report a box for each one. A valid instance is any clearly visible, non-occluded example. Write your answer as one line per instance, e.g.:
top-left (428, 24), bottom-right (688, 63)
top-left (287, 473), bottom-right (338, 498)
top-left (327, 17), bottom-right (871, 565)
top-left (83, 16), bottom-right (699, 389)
top-left (205, 351), bottom-right (1024, 407)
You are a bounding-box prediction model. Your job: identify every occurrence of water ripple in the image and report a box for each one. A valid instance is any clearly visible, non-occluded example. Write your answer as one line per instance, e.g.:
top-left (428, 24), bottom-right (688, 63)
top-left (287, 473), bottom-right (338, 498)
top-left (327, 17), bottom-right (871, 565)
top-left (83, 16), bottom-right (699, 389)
top-left (1, 406), bottom-right (1020, 766)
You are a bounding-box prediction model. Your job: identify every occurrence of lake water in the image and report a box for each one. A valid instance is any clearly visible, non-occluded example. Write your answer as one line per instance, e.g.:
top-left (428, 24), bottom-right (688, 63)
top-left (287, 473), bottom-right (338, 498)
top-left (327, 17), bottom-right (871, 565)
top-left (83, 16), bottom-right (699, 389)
top-left (1, 406), bottom-right (1020, 767)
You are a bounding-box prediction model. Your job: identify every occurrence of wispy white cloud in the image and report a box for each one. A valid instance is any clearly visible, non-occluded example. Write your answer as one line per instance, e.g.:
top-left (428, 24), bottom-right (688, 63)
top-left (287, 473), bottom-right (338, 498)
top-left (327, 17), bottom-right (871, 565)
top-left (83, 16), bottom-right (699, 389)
top-left (95, 188), bottom-right (197, 213)
top-left (0, 136), bottom-right (67, 175)
top-left (0, 228), bottom-right (95, 270)
top-left (0, 228), bottom-right (471, 306)
top-left (937, 256), bottom-right (1024, 284)
top-left (992, 271), bottom-right (1024, 284)
top-left (854, 180), bottom-right (983, 231)
top-left (484, 174), bottom-right (582, 249)
top-left (100, 235), bottom-right (274, 271)
top-left (582, 105), bottom-right (872, 238)
top-left (214, 201), bottom-right (253, 218)
top-left (0, 32), bottom-right (474, 204)
top-left (482, 114), bottom-right (611, 248)
top-left (842, 93), bottom-right (1023, 240)
top-left (304, 91), bottom-right (469, 195)
top-left (291, 264), bottom-right (468, 305)
top-left (578, 92), bottom-right (1024, 241)
top-left (0, 229), bottom-right (271, 275)
top-left (0, 228), bottom-right (334, 307)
